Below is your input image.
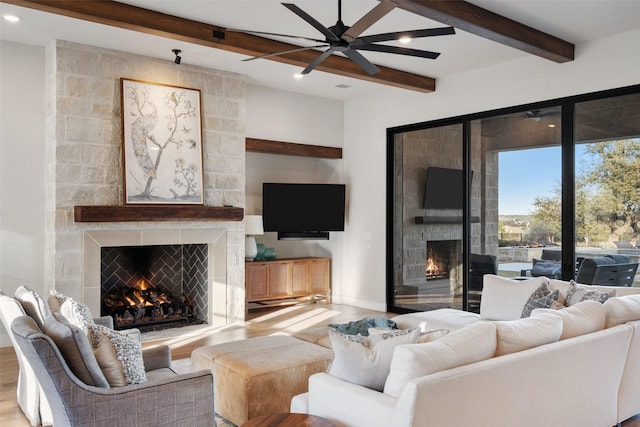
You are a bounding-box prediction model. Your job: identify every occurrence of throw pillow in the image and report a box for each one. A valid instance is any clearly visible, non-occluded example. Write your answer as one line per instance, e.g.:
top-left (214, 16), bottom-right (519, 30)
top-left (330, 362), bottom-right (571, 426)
top-left (532, 300), bottom-right (605, 339)
top-left (329, 317), bottom-right (397, 336)
top-left (480, 275), bottom-right (549, 321)
top-left (383, 321), bottom-right (497, 398)
top-left (59, 298), bottom-right (95, 333)
top-left (327, 327), bottom-right (419, 391)
top-left (565, 280), bottom-right (617, 306)
top-left (48, 289), bottom-right (71, 312)
top-left (43, 313), bottom-right (110, 388)
top-left (87, 323), bottom-right (147, 387)
top-left (521, 283), bottom-right (560, 318)
top-left (494, 312), bottom-right (563, 356)
top-left (603, 294), bottom-right (640, 328)
top-left (417, 329), bottom-right (449, 343)
top-left (14, 285), bottom-right (52, 330)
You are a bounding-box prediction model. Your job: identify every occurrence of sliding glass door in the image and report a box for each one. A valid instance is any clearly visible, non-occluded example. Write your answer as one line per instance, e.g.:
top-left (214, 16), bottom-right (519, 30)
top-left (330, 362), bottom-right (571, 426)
top-left (387, 85), bottom-right (640, 314)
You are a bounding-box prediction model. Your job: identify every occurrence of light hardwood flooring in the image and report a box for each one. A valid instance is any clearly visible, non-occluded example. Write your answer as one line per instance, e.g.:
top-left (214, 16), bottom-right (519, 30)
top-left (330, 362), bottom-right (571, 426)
top-left (1, 302), bottom-right (639, 427)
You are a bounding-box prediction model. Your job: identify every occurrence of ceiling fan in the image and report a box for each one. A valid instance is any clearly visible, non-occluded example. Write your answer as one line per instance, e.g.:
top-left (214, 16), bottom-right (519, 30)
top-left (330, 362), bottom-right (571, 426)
top-left (228, 0), bottom-right (455, 75)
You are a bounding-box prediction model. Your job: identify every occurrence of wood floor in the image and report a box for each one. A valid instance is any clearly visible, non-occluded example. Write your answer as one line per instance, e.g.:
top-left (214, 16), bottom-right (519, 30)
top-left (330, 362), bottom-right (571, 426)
top-left (1, 302), bottom-right (639, 427)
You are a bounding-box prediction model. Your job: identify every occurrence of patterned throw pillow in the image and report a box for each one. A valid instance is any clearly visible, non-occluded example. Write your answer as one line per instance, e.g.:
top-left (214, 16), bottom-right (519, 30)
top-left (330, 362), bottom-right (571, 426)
top-left (60, 298), bottom-right (95, 333)
top-left (521, 283), bottom-right (560, 318)
top-left (87, 323), bottom-right (147, 387)
top-left (565, 280), bottom-right (617, 306)
top-left (327, 328), bottom-right (420, 391)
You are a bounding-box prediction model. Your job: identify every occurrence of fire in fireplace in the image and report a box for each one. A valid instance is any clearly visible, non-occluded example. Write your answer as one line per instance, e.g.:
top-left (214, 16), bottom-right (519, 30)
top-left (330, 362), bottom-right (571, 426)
top-left (425, 241), bottom-right (459, 281)
top-left (100, 244), bottom-right (208, 331)
top-left (103, 278), bottom-right (193, 329)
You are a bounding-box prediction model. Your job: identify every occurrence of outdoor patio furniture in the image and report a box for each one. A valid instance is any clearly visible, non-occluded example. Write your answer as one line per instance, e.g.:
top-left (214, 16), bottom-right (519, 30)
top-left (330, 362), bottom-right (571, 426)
top-left (575, 255), bottom-right (639, 287)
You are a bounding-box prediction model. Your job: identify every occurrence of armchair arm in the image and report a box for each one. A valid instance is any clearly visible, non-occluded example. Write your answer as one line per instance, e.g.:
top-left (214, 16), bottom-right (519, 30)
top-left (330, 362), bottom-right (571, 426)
top-left (142, 345), bottom-right (172, 371)
top-left (93, 315), bottom-right (114, 329)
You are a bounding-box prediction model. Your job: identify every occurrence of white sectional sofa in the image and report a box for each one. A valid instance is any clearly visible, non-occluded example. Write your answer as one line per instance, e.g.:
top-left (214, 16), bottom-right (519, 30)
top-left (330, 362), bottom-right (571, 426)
top-left (291, 276), bottom-right (640, 427)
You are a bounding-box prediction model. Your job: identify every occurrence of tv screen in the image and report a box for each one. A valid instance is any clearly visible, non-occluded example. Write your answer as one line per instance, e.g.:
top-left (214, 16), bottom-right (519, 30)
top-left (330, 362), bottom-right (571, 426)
top-left (263, 183), bottom-right (346, 233)
top-left (423, 167), bottom-right (470, 210)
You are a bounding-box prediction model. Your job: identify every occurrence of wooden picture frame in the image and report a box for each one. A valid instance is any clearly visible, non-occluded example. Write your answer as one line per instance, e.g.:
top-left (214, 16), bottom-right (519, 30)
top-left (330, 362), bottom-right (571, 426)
top-left (121, 78), bottom-right (204, 204)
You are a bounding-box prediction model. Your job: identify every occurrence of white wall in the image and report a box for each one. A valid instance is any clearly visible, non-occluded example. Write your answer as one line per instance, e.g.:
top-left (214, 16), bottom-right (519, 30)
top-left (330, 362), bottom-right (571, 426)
top-left (0, 41), bottom-right (46, 346)
top-left (342, 28), bottom-right (640, 311)
top-left (245, 85), bottom-right (346, 299)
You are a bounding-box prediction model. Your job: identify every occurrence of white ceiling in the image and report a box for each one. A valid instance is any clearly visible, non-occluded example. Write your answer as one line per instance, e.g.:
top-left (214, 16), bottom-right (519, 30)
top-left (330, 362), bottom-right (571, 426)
top-left (2, 0), bottom-right (640, 100)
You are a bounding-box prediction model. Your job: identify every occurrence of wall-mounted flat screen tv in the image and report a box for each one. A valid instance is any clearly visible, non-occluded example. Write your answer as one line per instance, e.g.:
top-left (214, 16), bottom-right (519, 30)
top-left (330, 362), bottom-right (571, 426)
top-left (263, 183), bottom-right (346, 237)
top-left (423, 167), bottom-right (471, 210)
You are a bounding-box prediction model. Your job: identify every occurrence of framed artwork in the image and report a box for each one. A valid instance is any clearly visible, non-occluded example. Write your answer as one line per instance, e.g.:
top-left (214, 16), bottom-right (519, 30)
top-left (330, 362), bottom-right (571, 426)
top-left (121, 78), bottom-right (204, 204)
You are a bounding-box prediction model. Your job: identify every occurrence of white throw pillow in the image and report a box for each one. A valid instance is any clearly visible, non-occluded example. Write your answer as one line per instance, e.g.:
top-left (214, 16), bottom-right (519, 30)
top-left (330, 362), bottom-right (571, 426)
top-left (328, 328), bottom-right (420, 391)
top-left (565, 280), bottom-right (616, 306)
top-left (87, 323), bottom-right (146, 387)
top-left (603, 294), bottom-right (640, 328)
top-left (383, 321), bottom-right (497, 398)
top-left (480, 275), bottom-right (549, 321)
top-left (59, 298), bottom-right (94, 332)
top-left (532, 300), bottom-right (605, 339)
top-left (494, 312), bottom-right (562, 356)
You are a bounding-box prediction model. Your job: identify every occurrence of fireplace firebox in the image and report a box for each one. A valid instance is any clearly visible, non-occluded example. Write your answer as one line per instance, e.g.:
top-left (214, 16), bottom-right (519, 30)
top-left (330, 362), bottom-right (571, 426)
top-left (100, 244), bottom-right (208, 331)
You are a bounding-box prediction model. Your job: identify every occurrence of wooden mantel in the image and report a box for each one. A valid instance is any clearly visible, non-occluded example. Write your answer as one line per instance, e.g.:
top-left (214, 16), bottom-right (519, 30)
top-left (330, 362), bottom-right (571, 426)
top-left (246, 138), bottom-right (342, 159)
top-left (74, 205), bottom-right (244, 222)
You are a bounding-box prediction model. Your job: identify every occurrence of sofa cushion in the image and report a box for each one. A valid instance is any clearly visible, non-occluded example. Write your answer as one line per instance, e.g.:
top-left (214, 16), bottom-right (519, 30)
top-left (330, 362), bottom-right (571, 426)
top-left (480, 275), bottom-right (549, 321)
top-left (494, 312), bottom-right (563, 356)
top-left (383, 321), bottom-right (497, 398)
top-left (603, 294), bottom-right (640, 328)
top-left (530, 258), bottom-right (562, 278)
top-left (532, 300), bottom-right (605, 339)
top-left (565, 280), bottom-right (617, 306)
top-left (392, 308), bottom-right (480, 332)
top-left (521, 283), bottom-right (560, 318)
top-left (87, 323), bottom-right (146, 386)
top-left (14, 285), bottom-right (51, 330)
top-left (43, 314), bottom-right (110, 388)
top-left (328, 328), bottom-right (420, 391)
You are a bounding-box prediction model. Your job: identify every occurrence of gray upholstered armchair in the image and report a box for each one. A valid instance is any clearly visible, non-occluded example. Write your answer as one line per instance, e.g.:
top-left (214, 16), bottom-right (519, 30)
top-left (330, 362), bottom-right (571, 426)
top-left (11, 315), bottom-right (215, 427)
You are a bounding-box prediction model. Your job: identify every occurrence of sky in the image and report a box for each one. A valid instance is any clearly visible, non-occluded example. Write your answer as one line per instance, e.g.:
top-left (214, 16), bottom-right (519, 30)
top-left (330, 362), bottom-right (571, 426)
top-left (498, 145), bottom-right (589, 215)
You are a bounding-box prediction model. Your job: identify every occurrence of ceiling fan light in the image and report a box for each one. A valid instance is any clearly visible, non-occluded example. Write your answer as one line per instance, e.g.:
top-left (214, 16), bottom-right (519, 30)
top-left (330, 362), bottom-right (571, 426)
top-left (293, 73), bottom-right (304, 79)
top-left (399, 36), bottom-right (412, 44)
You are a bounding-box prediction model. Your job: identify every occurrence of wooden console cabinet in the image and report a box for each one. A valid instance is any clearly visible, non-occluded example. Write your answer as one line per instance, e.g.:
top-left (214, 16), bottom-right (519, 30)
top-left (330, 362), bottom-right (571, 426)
top-left (245, 257), bottom-right (331, 309)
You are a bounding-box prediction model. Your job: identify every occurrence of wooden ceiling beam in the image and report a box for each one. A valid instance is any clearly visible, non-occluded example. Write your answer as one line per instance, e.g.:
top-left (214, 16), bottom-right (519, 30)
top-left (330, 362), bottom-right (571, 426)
top-left (3, 0), bottom-right (436, 93)
top-left (392, 0), bottom-right (574, 63)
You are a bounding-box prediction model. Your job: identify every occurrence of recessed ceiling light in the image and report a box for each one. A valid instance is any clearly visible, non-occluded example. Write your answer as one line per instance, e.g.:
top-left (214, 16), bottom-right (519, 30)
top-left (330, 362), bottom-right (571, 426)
top-left (399, 36), bottom-right (412, 44)
top-left (2, 13), bottom-right (22, 23)
top-left (293, 73), bottom-right (304, 79)
top-left (548, 124), bottom-right (556, 128)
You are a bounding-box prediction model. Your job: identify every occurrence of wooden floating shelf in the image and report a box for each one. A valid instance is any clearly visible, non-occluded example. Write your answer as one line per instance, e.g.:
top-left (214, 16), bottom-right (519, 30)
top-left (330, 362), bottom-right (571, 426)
top-left (415, 216), bottom-right (480, 224)
top-left (246, 138), bottom-right (342, 159)
top-left (74, 205), bottom-right (244, 222)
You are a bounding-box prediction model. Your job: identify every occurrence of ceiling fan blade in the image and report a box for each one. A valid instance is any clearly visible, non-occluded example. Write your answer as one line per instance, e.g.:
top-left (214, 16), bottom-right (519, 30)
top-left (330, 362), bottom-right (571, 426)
top-left (282, 3), bottom-right (340, 42)
top-left (343, 49), bottom-right (381, 75)
top-left (242, 45), bottom-right (328, 62)
top-left (355, 27), bottom-right (455, 45)
top-left (341, 0), bottom-right (397, 42)
top-left (356, 44), bottom-right (441, 59)
top-left (301, 48), bottom-right (337, 74)
top-left (226, 28), bottom-right (326, 44)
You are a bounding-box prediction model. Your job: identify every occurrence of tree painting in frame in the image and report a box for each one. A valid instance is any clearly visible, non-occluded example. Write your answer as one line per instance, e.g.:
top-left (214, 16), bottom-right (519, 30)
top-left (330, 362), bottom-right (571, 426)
top-left (121, 78), bottom-right (204, 204)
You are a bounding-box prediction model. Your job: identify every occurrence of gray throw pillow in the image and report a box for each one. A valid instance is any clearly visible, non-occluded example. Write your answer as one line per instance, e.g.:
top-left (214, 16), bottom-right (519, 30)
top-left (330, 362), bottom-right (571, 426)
top-left (43, 314), bottom-right (110, 388)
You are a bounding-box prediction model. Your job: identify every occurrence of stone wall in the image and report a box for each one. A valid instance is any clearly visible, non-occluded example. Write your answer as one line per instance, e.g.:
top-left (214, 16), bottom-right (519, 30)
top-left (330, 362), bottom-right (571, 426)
top-left (44, 40), bottom-right (246, 324)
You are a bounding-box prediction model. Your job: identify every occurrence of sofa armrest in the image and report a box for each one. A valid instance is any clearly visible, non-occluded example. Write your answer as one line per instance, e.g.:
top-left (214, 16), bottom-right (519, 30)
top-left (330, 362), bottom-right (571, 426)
top-left (142, 345), bottom-right (172, 371)
top-left (307, 373), bottom-right (411, 427)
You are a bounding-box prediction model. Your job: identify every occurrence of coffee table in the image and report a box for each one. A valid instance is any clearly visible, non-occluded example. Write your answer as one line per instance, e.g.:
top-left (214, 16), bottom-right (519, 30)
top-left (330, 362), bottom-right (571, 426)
top-left (242, 413), bottom-right (337, 427)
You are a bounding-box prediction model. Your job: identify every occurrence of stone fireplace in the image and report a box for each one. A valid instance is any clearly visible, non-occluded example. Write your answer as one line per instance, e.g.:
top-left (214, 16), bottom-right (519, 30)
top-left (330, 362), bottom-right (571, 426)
top-left (44, 41), bottom-right (247, 326)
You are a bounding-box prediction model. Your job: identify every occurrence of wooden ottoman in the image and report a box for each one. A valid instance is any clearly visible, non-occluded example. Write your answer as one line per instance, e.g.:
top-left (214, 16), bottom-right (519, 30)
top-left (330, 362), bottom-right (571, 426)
top-left (191, 335), bottom-right (332, 426)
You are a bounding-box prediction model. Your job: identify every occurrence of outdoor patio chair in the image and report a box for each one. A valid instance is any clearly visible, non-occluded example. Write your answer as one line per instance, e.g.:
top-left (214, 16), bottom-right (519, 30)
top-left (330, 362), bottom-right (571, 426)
top-left (575, 255), bottom-right (639, 287)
